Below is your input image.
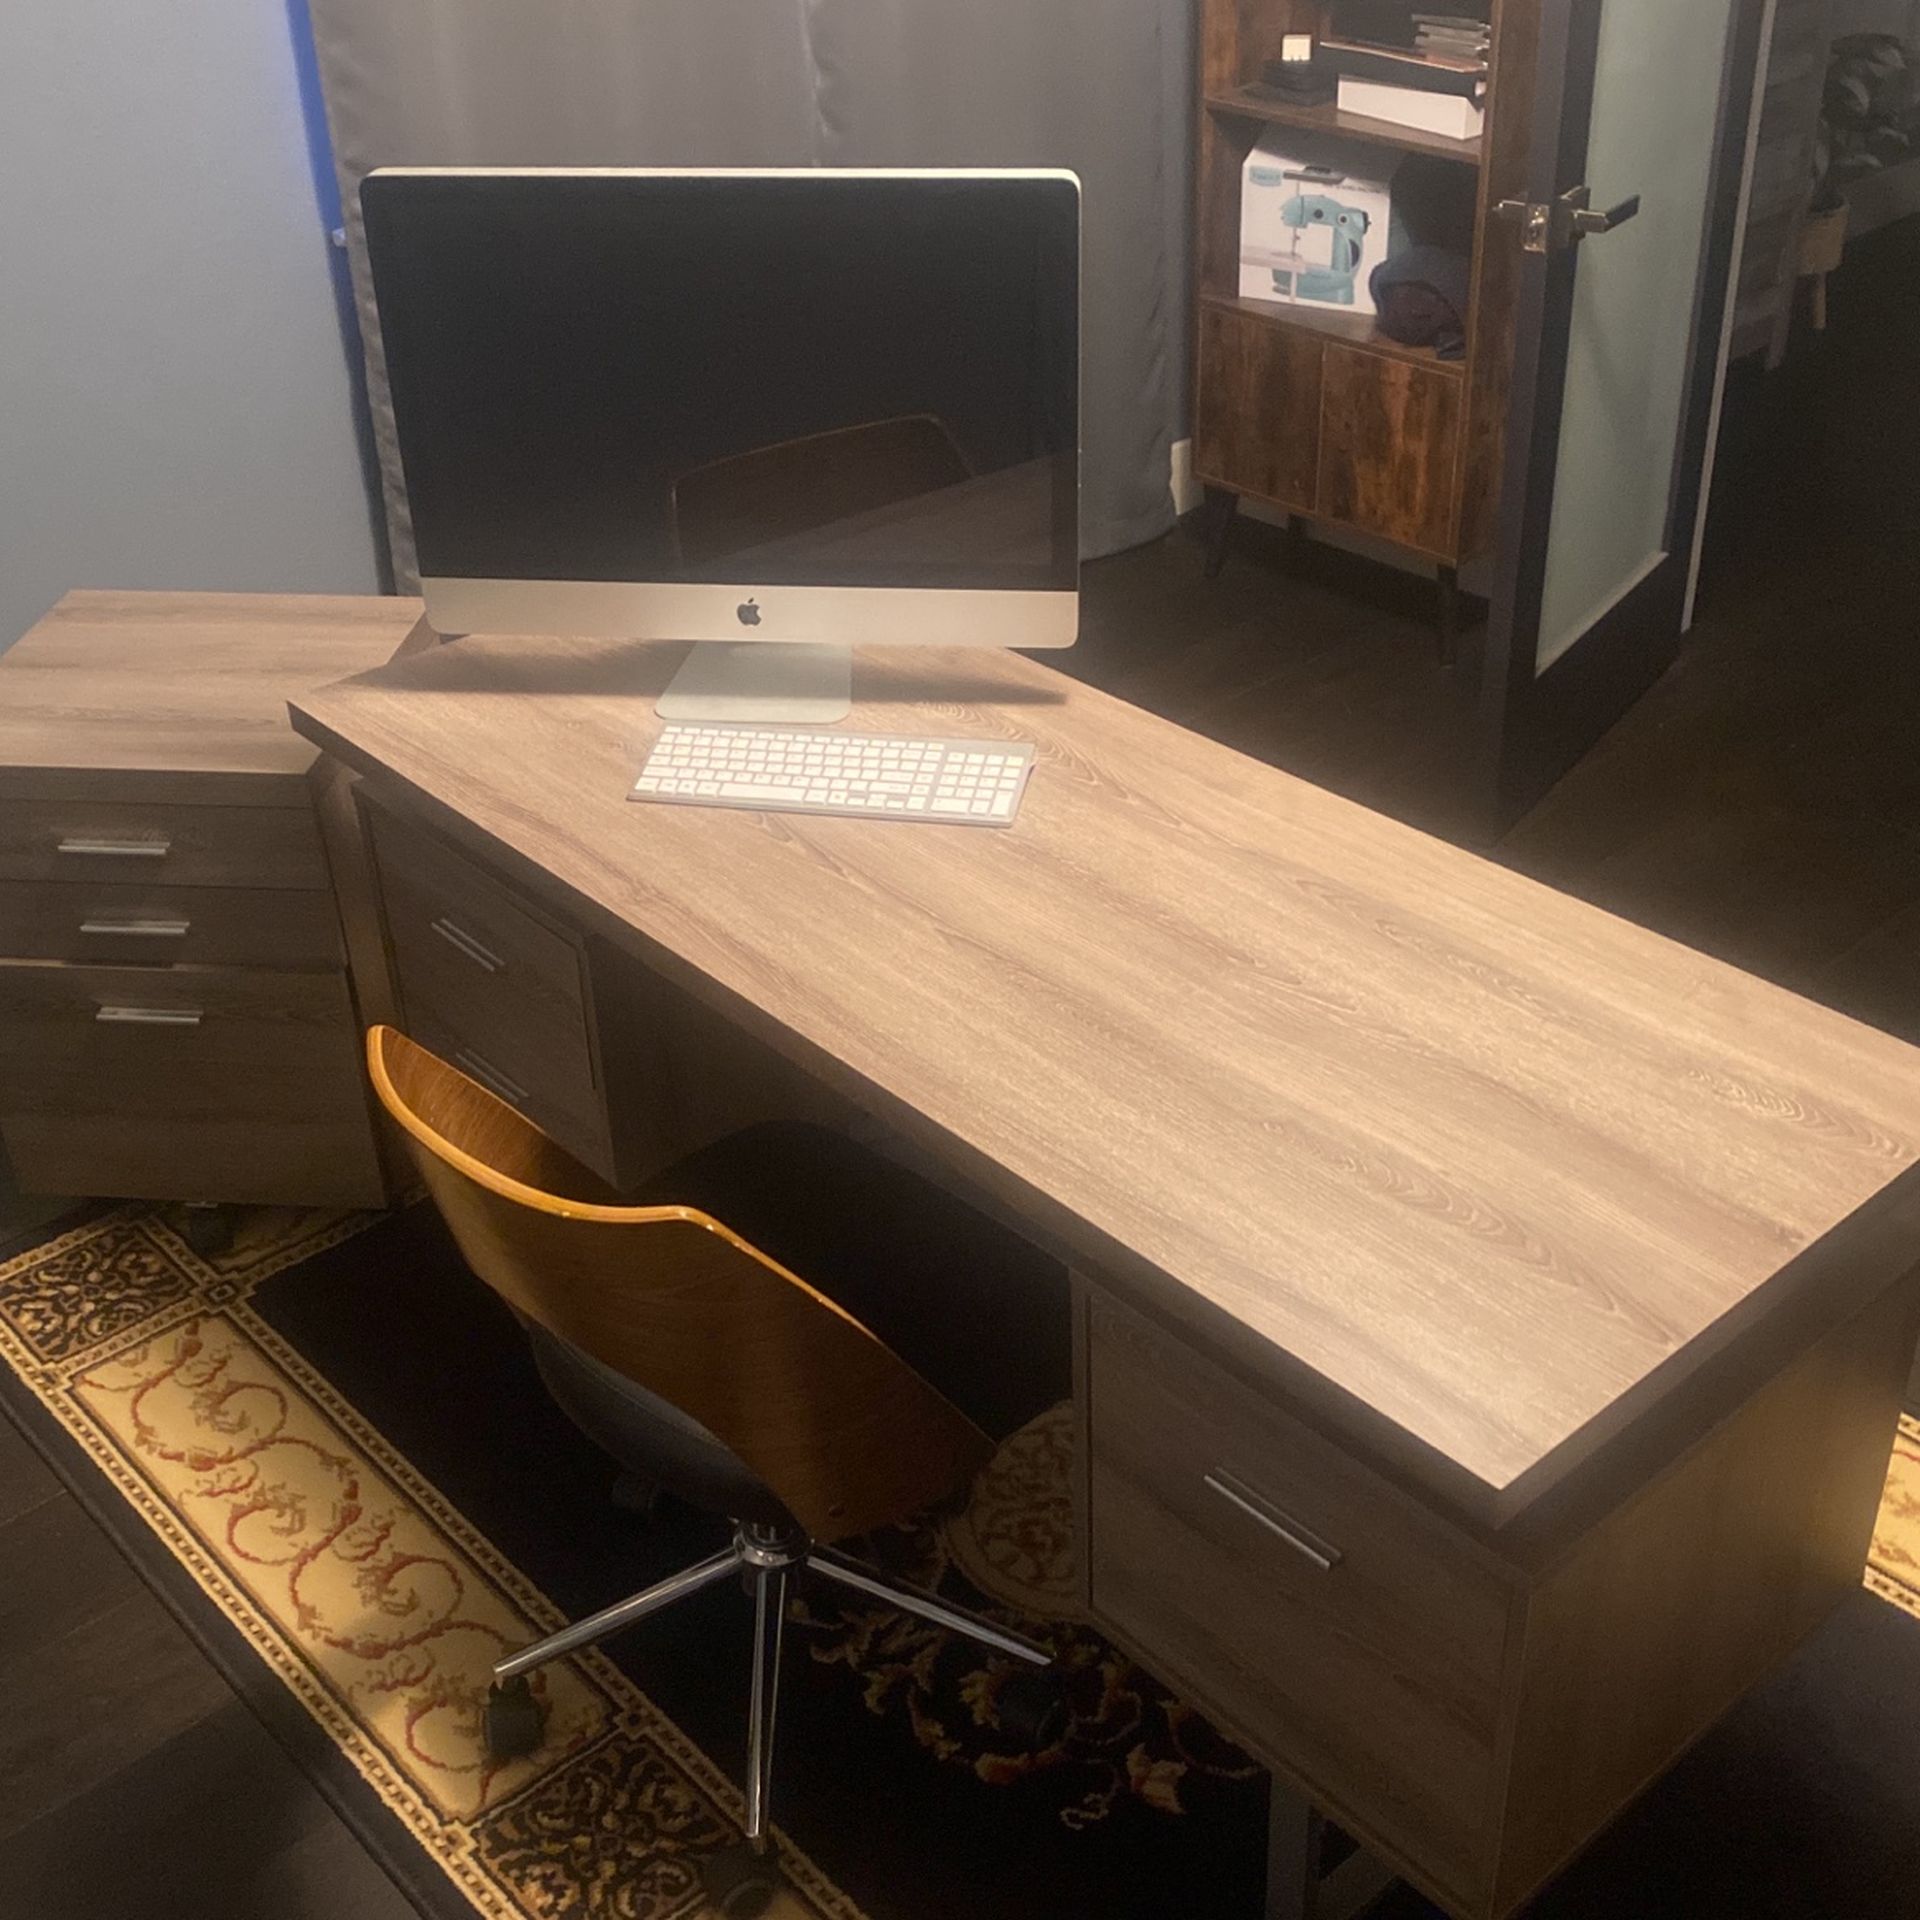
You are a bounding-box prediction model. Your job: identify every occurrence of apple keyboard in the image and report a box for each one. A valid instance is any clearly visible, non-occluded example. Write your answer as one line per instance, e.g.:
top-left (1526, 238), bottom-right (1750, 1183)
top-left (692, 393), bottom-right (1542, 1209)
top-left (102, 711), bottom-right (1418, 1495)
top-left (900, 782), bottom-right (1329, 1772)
top-left (628, 724), bottom-right (1035, 827)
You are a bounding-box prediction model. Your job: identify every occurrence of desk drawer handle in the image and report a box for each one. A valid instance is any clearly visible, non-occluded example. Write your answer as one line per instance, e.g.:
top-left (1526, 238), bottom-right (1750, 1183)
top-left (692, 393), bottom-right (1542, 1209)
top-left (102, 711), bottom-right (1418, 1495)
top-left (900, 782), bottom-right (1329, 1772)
top-left (1204, 1471), bottom-right (1343, 1573)
top-left (431, 916), bottom-right (506, 974)
top-left (57, 836), bottom-right (171, 860)
top-left (95, 1004), bottom-right (203, 1027)
top-left (455, 1048), bottom-right (528, 1106)
top-left (80, 916), bottom-right (192, 940)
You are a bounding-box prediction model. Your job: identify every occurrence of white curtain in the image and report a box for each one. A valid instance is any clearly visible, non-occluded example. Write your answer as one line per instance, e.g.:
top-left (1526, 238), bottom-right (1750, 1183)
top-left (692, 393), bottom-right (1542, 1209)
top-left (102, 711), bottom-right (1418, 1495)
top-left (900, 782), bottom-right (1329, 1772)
top-left (304, 0), bottom-right (1186, 582)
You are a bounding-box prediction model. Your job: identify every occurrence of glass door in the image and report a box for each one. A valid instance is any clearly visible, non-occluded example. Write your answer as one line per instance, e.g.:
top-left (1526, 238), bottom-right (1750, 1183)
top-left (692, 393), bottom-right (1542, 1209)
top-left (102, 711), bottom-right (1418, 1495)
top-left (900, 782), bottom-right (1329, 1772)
top-left (1480, 0), bottom-right (1768, 822)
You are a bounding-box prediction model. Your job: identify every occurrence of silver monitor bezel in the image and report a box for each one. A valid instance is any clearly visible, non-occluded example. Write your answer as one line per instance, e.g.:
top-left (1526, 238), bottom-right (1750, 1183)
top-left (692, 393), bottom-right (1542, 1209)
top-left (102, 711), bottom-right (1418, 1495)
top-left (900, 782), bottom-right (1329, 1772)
top-left (364, 166), bottom-right (1083, 654)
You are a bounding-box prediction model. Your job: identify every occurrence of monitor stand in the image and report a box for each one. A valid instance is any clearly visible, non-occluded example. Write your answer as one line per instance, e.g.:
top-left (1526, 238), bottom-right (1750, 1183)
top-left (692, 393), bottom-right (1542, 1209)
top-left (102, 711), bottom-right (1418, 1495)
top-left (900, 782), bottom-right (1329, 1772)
top-left (656, 642), bottom-right (852, 724)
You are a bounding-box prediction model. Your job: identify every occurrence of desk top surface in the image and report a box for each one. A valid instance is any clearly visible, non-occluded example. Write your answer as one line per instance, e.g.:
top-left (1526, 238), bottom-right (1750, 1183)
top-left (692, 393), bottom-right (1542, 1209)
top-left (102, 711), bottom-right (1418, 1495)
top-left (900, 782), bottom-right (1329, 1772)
top-left (292, 630), bottom-right (1920, 1518)
top-left (0, 592), bottom-right (426, 800)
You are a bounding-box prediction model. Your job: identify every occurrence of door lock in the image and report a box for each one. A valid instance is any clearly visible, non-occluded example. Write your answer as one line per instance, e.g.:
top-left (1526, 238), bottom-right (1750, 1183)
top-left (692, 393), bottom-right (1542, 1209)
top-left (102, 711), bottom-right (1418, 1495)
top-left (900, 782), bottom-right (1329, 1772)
top-left (1496, 185), bottom-right (1642, 255)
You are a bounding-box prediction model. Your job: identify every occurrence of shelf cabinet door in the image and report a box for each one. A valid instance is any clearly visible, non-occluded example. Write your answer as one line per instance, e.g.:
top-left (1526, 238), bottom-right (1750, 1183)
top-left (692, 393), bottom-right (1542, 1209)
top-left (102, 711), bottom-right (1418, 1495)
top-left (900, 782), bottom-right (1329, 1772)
top-left (1193, 304), bottom-right (1324, 513)
top-left (1315, 347), bottom-right (1464, 558)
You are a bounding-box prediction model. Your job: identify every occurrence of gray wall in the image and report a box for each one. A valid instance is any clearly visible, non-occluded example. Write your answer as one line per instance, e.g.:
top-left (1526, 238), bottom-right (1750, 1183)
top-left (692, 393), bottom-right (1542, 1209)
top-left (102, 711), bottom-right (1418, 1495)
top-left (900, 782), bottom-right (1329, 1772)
top-left (0, 0), bottom-right (381, 650)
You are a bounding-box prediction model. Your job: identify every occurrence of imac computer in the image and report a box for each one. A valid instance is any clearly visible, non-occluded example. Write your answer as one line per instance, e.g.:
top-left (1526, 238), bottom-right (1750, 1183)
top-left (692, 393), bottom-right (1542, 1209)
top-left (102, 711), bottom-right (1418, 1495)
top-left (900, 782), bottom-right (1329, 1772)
top-left (360, 167), bottom-right (1081, 723)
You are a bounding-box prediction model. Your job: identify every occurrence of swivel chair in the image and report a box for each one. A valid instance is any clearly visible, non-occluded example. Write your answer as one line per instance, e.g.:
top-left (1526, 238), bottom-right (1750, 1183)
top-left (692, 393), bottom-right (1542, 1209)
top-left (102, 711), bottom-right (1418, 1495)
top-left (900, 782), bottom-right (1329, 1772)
top-left (365, 1026), bottom-right (1062, 1914)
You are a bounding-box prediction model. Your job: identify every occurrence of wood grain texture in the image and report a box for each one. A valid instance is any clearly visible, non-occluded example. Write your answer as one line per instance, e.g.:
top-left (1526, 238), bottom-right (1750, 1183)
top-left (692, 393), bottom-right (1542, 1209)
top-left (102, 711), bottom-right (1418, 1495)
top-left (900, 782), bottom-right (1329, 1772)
top-left (1488, 1264), bottom-right (1920, 1914)
top-left (0, 961), bottom-right (369, 1123)
top-left (1193, 302), bottom-right (1326, 511)
top-left (1087, 1289), bottom-right (1512, 1909)
top-left (290, 633), bottom-right (1920, 1522)
top-left (363, 793), bottom-right (625, 1182)
top-left (0, 880), bottom-right (342, 969)
top-left (1317, 345), bottom-right (1467, 556)
top-left (0, 592), bottom-right (427, 802)
top-left (368, 1025), bottom-right (993, 1544)
top-left (0, 796), bottom-right (329, 889)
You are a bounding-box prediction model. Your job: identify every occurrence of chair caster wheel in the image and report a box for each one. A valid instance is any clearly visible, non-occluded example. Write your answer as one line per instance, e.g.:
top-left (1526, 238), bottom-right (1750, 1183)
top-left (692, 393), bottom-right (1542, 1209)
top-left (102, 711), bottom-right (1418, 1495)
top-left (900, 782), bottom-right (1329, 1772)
top-left (182, 1204), bottom-right (234, 1259)
top-left (701, 1842), bottom-right (785, 1918)
top-left (484, 1677), bottom-right (545, 1759)
top-left (995, 1663), bottom-right (1067, 1747)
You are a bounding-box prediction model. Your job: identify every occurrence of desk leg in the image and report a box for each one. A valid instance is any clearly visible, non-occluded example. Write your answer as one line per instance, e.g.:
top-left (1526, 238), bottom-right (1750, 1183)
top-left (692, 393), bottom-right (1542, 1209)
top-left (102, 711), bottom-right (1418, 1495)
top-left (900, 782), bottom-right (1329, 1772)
top-left (1265, 1780), bottom-right (1401, 1920)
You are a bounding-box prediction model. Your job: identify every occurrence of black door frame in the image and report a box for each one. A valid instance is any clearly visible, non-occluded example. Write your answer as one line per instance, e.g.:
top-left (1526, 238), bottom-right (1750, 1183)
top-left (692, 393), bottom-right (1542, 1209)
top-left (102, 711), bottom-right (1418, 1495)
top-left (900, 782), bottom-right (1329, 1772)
top-left (1478, 0), bottom-right (1770, 826)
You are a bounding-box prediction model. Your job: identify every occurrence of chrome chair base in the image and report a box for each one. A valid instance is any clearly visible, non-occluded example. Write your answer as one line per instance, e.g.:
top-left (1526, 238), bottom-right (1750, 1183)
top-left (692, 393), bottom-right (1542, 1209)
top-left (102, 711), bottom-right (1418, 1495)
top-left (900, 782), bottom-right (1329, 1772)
top-left (485, 1520), bottom-right (1051, 1881)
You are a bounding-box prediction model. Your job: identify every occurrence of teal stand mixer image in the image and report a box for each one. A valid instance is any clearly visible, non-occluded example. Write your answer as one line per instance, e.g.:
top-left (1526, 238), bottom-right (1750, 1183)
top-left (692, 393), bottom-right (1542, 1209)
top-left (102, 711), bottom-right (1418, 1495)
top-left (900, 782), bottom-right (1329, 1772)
top-left (1244, 164), bottom-right (1372, 307)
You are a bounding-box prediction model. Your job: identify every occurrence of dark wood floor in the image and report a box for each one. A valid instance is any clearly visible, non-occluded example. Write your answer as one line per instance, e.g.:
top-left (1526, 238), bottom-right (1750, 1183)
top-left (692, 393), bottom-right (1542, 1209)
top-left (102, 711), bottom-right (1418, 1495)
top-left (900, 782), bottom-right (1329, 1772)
top-left (2, 223), bottom-right (1917, 1917)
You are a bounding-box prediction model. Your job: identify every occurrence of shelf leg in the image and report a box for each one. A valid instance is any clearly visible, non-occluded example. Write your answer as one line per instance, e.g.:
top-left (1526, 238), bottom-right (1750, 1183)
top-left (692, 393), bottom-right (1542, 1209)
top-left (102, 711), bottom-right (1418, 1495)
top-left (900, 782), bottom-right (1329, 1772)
top-left (1202, 486), bottom-right (1239, 580)
top-left (1436, 564), bottom-right (1463, 669)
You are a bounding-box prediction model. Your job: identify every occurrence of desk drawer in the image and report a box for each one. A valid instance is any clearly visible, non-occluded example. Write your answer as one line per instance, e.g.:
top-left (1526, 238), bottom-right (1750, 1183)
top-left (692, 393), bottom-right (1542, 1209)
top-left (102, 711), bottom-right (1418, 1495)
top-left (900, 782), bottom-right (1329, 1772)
top-left (1085, 1293), bottom-right (1512, 1904)
top-left (0, 960), bottom-right (364, 1124)
top-left (364, 800), bottom-right (606, 1166)
top-left (0, 797), bottom-right (328, 889)
top-left (0, 960), bottom-right (379, 1207)
top-left (0, 880), bottom-right (342, 968)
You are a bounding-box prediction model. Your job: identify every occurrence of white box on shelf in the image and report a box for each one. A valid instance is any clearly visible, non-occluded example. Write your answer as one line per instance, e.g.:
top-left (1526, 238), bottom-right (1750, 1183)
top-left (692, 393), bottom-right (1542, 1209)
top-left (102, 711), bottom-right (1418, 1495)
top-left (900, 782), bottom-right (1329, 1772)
top-left (1338, 76), bottom-right (1485, 142)
top-left (1239, 135), bottom-right (1402, 316)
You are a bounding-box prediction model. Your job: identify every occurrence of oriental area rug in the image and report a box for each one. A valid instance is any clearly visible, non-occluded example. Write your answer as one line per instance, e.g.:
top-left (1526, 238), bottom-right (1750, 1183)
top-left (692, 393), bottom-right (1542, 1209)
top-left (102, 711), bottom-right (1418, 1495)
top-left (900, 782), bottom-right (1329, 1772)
top-left (1, 1200), bottom-right (1915, 1920)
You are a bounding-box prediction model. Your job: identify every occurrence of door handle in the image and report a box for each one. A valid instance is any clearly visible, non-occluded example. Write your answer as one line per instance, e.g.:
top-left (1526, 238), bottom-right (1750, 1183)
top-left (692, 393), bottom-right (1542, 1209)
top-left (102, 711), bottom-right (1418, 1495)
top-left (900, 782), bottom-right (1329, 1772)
top-left (80, 916), bottom-right (192, 940)
top-left (95, 1004), bottom-right (203, 1026)
top-left (431, 916), bottom-right (506, 974)
top-left (57, 836), bottom-right (171, 859)
top-left (1568, 188), bottom-right (1641, 238)
top-left (1203, 1471), bottom-right (1343, 1573)
top-left (1496, 187), bottom-right (1641, 255)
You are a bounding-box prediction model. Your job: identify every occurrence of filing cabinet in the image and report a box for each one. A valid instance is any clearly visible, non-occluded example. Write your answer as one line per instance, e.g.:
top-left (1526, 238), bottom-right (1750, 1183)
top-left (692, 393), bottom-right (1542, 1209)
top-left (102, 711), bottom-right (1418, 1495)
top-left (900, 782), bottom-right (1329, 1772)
top-left (0, 591), bottom-right (428, 1208)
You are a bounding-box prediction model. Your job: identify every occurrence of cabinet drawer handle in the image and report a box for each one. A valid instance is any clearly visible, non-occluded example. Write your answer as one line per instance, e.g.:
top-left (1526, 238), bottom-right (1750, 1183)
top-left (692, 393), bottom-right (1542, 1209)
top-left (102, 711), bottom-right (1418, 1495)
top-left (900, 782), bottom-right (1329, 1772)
top-left (95, 1004), bottom-right (203, 1027)
top-left (455, 1048), bottom-right (528, 1105)
top-left (1204, 1471), bottom-right (1343, 1573)
top-left (430, 916), bottom-right (506, 973)
top-left (57, 836), bottom-right (171, 860)
top-left (80, 916), bottom-right (192, 940)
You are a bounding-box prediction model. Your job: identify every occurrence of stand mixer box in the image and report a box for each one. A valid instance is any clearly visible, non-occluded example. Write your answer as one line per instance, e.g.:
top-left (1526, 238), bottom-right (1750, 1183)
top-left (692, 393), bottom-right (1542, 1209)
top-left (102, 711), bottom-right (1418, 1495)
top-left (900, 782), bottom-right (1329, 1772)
top-left (1239, 135), bottom-right (1402, 315)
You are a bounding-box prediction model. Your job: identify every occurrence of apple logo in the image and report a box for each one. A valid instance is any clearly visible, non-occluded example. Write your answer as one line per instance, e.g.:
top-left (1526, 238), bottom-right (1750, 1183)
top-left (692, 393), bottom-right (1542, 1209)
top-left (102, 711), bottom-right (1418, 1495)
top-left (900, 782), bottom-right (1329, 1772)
top-left (736, 599), bottom-right (762, 629)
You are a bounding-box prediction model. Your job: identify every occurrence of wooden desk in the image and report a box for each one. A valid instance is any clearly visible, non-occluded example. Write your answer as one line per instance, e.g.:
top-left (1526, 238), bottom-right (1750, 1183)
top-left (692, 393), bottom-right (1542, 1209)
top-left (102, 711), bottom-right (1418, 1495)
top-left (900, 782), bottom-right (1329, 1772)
top-left (292, 629), bottom-right (1920, 1919)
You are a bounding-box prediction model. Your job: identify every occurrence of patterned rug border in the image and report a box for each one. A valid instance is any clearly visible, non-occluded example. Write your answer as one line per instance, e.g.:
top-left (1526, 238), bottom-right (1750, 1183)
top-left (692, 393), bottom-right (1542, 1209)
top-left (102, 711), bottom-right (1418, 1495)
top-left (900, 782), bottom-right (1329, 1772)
top-left (0, 1207), bottom-right (867, 1920)
top-left (0, 1376), bottom-right (462, 1920)
top-left (1873, 1413), bottom-right (1920, 1623)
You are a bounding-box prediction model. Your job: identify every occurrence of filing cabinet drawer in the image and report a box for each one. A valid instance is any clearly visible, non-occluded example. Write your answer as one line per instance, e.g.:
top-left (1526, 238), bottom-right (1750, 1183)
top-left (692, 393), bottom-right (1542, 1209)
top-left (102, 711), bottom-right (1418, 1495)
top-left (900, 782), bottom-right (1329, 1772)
top-left (0, 960), bottom-right (365, 1126)
top-left (1085, 1292), bottom-right (1513, 1904)
top-left (0, 797), bottom-right (329, 889)
top-left (0, 880), bottom-right (342, 968)
top-left (363, 798), bottom-right (608, 1169)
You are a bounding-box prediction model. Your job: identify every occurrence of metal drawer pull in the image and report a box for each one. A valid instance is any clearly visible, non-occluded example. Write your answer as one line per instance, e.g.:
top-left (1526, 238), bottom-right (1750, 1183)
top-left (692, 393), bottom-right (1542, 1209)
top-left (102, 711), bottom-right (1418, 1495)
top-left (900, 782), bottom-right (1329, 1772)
top-left (431, 916), bottom-right (506, 973)
top-left (80, 916), bottom-right (192, 939)
top-left (1204, 1471), bottom-right (1343, 1573)
top-left (455, 1048), bottom-right (528, 1105)
top-left (57, 836), bottom-right (171, 859)
top-left (95, 1004), bottom-right (203, 1027)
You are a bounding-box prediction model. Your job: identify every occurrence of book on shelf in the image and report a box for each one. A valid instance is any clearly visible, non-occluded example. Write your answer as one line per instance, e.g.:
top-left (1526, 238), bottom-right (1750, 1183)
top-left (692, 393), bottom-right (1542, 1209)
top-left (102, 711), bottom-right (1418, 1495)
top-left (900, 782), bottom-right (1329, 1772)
top-left (1338, 75), bottom-right (1485, 141)
top-left (1417, 30), bottom-right (1491, 59)
top-left (1321, 38), bottom-right (1488, 97)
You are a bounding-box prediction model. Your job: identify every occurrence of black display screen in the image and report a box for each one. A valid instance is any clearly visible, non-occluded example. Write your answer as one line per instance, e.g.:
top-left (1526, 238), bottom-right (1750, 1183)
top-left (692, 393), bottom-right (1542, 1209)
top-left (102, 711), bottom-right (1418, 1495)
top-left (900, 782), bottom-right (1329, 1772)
top-left (361, 171), bottom-right (1079, 592)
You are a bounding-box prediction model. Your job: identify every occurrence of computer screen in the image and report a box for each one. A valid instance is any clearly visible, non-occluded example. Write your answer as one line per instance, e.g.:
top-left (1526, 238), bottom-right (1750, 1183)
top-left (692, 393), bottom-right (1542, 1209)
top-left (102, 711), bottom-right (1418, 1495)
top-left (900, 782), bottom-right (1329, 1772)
top-left (361, 170), bottom-right (1079, 599)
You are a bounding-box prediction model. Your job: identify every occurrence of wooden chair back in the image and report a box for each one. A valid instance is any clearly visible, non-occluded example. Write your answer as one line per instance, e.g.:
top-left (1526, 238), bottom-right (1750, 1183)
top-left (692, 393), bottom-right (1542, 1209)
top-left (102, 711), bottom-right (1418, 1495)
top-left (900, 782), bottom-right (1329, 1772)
top-left (669, 415), bottom-right (972, 567)
top-left (366, 1026), bottom-right (991, 1543)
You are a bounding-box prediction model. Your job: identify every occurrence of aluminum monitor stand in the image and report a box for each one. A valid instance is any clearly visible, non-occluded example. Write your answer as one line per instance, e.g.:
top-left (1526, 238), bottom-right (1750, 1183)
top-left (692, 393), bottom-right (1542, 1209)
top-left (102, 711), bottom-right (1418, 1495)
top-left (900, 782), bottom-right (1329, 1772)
top-left (656, 641), bottom-right (853, 724)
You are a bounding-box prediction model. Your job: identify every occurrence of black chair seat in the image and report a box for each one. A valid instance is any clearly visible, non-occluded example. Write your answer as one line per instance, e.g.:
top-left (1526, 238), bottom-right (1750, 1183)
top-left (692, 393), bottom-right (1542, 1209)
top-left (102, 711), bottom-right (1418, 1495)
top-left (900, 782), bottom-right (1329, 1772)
top-left (526, 1122), bottom-right (1071, 1526)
